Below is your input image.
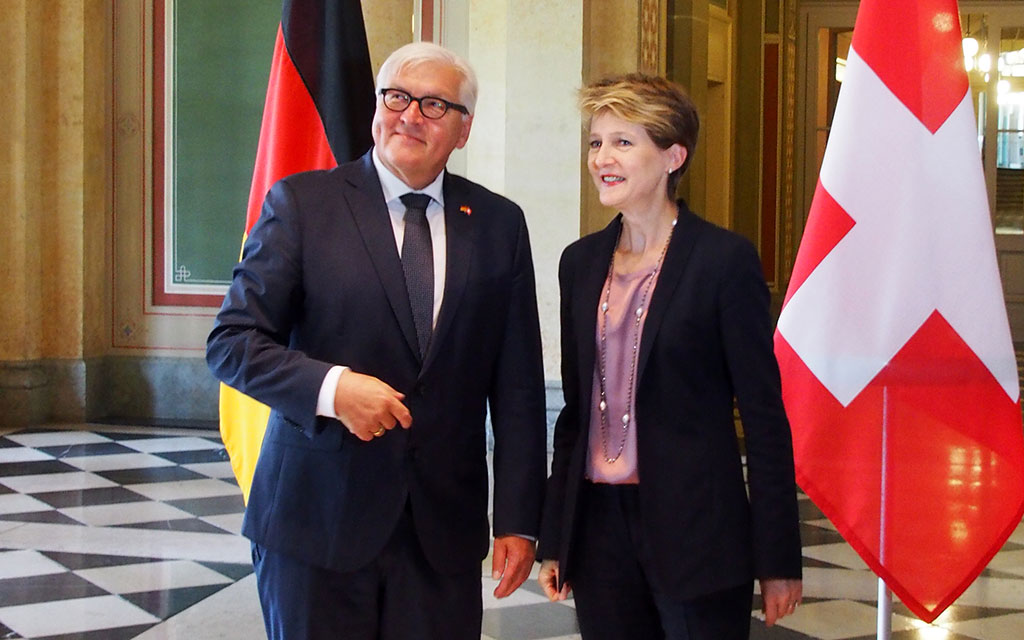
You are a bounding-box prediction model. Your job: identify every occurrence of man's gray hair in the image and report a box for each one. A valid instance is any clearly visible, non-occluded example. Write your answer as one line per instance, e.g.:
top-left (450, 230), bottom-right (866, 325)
top-left (376, 42), bottom-right (478, 115)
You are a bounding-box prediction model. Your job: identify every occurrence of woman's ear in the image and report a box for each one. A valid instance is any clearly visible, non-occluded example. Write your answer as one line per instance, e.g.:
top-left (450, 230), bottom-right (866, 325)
top-left (669, 143), bottom-right (687, 173)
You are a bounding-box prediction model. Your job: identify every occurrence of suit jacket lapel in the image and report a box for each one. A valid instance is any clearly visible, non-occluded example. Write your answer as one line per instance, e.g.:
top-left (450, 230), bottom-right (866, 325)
top-left (574, 217), bottom-right (622, 432)
top-left (342, 153), bottom-right (421, 360)
top-left (636, 203), bottom-right (702, 380)
top-left (420, 174), bottom-right (474, 374)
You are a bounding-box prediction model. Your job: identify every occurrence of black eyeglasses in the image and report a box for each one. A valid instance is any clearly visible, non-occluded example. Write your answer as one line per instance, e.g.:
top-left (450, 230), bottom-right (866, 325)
top-left (379, 88), bottom-right (469, 119)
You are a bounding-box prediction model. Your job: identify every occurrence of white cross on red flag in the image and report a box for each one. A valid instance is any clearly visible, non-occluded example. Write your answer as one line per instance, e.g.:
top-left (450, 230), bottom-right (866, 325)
top-left (774, 0), bottom-right (1024, 622)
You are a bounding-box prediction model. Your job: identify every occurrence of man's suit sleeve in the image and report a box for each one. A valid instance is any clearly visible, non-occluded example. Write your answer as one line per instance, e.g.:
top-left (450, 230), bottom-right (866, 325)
top-left (718, 238), bottom-right (803, 579)
top-left (487, 206), bottom-right (548, 540)
top-left (206, 178), bottom-right (333, 435)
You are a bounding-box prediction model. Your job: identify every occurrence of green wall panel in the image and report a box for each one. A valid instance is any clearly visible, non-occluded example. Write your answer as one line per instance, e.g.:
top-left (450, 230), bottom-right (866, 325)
top-left (171, 0), bottom-right (280, 286)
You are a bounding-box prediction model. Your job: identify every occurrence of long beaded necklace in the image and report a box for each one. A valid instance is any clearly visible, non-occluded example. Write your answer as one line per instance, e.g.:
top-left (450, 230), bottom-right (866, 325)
top-left (596, 217), bottom-right (676, 464)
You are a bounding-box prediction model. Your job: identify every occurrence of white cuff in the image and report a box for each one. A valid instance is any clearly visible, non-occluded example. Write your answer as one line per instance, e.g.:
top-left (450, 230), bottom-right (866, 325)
top-left (316, 365), bottom-right (348, 418)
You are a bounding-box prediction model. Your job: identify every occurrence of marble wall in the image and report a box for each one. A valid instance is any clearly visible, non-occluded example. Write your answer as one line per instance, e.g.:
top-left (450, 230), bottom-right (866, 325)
top-left (0, 1), bottom-right (112, 426)
top-left (459, 0), bottom-right (585, 380)
top-left (363, 0), bottom-right (414, 75)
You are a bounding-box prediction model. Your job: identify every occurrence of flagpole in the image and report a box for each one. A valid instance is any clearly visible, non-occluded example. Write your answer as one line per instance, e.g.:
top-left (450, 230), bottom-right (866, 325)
top-left (877, 387), bottom-right (891, 640)
top-left (878, 580), bottom-right (892, 638)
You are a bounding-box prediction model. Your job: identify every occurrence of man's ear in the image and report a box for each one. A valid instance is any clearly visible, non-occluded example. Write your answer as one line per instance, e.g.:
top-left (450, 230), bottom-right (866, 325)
top-left (456, 114), bottom-right (473, 149)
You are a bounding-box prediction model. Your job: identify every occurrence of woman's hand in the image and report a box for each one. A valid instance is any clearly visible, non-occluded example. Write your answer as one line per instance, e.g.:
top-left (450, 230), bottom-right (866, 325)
top-left (760, 578), bottom-right (802, 626)
top-left (538, 559), bottom-right (572, 601)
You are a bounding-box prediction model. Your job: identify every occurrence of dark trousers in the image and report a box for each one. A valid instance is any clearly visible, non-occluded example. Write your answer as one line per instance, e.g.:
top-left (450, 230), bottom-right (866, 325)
top-left (570, 482), bottom-right (753, 640)
top-left (251, 506), bottom-right (482, 640)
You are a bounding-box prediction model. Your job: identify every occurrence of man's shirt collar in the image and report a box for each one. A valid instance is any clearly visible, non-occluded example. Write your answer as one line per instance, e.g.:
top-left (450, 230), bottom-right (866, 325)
top-left (371, 147), bottom-right (445, 207)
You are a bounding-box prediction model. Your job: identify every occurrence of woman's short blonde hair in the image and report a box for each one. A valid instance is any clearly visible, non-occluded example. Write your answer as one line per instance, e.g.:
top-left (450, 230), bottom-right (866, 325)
top-left (580, 74), bottom-right (699, 197)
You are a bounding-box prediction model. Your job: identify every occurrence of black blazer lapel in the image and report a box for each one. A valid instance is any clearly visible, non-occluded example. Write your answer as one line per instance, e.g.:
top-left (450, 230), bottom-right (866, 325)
top-left (573, 217), bottom-right (622, 432)
top-left (420, 174), bottom-right (474, 374)
top-left (636, 203), bottom-right (702, 380)
top-left (342, 153), bottom-right (421, 360)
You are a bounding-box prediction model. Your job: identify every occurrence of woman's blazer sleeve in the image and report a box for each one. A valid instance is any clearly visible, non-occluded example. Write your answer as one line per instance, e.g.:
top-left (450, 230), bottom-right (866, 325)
top-left (719, 238), bottom-right (803, 579)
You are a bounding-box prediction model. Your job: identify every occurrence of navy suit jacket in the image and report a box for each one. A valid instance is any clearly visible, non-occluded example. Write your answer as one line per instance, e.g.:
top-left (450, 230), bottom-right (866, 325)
top-left (207, 151), bottom-right (547, 575)
top-left (538, 201), bottom-right (802, 598)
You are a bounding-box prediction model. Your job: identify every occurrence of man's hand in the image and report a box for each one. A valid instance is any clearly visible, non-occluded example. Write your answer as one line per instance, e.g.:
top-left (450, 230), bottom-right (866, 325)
top-left (760, 578), bottom-right (802, 626)
top-left (538, 559), bottom-right (571, 601)
top-left (333, 370), bottom-right (412, 441)
top-left (491, 536), bottom-right (536, 598)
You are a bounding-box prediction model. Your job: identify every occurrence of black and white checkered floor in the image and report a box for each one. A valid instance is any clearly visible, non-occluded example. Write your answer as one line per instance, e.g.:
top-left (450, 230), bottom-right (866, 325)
top-left (0, 425), bottom-right (1022, 639)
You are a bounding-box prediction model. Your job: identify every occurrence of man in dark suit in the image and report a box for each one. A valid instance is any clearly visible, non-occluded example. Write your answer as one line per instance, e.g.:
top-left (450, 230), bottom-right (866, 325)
top-left (207, 42), bottom-right (547, 640)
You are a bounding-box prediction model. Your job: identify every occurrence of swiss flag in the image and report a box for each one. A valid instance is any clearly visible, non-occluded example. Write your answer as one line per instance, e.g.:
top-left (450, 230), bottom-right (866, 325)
top-left (774, 0), bottom-right (1024, 623)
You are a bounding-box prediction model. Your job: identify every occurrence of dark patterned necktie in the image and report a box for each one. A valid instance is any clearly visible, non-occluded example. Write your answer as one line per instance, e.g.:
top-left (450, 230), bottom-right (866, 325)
top-left (399, 193), bottom-right (434, 359)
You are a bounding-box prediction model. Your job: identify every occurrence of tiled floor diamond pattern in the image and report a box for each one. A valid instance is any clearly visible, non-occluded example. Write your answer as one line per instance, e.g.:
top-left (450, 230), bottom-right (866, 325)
top-left (0, 426), bottom-right (1020, 639)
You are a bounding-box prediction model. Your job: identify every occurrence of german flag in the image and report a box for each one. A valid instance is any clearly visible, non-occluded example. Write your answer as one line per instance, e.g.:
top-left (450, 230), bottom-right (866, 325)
top-left (219, 0), bottom-right (374, 502)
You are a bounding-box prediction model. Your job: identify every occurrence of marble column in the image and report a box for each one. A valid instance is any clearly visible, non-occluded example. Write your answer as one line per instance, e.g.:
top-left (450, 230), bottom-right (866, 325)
top-left (0, 1), bottom-right (111, 427)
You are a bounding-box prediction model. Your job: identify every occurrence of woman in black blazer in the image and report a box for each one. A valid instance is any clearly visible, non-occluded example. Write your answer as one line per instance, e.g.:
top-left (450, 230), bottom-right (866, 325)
top-left (537, 74), bottom-right (803, 639)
